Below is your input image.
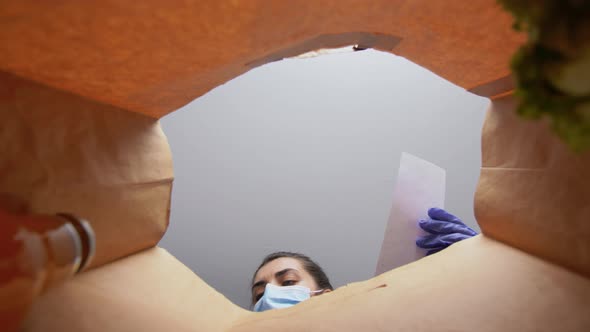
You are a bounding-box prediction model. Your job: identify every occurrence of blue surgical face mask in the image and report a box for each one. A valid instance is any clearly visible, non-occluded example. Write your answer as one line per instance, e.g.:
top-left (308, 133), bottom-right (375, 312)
top-left (253, 283), bottom-right (323, 312)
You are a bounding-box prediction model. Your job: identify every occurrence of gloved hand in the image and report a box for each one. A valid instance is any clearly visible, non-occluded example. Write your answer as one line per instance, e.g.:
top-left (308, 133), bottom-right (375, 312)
top-left (416, 208), bottom-right (478, 255)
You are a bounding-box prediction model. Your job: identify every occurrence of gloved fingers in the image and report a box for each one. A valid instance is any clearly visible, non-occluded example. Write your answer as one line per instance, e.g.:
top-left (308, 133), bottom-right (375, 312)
top-left (463, 226), bottom-right (477, 237)
top-left (428, 208), bottom-right (466, 226)
top-left (426, 247), bottom-right (446, 256)
top-left (426, 208), bottom-right (478, 236)
top-left (418, 218), bottom-right (477, 236)
top-left (438, 233), bottom-right (472, 245)
top-left (416, 233), bottom-right (472, 249)
top-left (416, 234), bottom-right (444, 249)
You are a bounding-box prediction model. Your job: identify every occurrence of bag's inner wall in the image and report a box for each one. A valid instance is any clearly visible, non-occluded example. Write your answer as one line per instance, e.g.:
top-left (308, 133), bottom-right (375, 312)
top-left (0, 0), bottom-right (523, 117)
top-left (0, 72), bottom-right (173, 268)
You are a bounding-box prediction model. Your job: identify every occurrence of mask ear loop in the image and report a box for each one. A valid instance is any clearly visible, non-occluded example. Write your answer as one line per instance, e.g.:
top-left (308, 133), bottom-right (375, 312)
top-left (310, 289), bottom-right (325, 296)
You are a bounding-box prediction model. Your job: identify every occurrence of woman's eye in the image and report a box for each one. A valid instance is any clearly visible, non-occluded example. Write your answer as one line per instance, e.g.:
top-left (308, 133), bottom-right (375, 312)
top-left (282, 280), bottom-right (297, 286)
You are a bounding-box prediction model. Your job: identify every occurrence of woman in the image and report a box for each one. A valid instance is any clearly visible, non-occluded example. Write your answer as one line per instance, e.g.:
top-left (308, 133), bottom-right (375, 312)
top-left (250, 208), bottom-right (477, 311)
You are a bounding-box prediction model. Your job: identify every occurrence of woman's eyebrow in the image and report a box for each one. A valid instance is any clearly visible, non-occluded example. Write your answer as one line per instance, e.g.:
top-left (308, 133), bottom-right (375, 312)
top-left (275, 268), bottom-right (299, 278)
top-left (251, 268), bottom-right (301, 293)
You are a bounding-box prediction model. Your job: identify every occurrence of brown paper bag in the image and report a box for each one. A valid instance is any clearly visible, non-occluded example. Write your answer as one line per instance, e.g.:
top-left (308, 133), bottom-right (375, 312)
top-left (475, 94), bottom-right (590, 277)
top-left (0, 1), bottom-right (523, 118)
top-left (23, 237), bottom-right (590, 332)
top-left (1, 1), bottom-right (524, 269)
top-left (0, 72), bottom-right (173, 268)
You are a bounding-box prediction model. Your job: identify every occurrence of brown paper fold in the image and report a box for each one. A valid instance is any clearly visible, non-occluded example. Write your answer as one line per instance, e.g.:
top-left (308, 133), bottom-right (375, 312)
top-left (475, 94), bottom-right (590, 277)
top-left (23, 237), bottom-right (590, 332)
top-left (0, 72), bottom-right (173, 268)
top-left (23, 247), bottom-right (250, 332)
top-left (0, 0), bottom-right (524, 118)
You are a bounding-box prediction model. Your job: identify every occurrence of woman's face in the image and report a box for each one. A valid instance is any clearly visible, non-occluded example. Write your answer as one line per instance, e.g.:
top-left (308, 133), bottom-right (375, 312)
top-left (251, 257), bottom-right (319, 305)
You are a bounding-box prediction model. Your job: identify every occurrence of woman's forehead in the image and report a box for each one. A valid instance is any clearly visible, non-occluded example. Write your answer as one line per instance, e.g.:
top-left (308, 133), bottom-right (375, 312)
top-left (255, 257), bottom-right (305, 281)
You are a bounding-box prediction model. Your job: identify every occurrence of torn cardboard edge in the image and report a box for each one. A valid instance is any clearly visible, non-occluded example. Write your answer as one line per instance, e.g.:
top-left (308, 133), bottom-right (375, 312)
top-left (246, 32), bottom-right (515, 99)
top-left (245, 32), bottom-right (402, 68)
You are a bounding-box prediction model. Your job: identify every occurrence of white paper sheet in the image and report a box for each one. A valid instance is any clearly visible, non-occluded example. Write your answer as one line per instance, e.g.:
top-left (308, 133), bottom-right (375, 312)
top-left (375, 152), bottom-right (446, 275)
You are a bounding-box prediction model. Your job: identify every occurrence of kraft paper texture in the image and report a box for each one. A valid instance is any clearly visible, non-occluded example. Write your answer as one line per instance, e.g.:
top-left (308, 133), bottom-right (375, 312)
top-left (0, 1), bottom-right (523, 118)
top-left (0, 72), bottom-right (173, 268)
top-left (475, 94), bottom-right (590, 277)
top-left (24, 238), bottom-right (590, 332)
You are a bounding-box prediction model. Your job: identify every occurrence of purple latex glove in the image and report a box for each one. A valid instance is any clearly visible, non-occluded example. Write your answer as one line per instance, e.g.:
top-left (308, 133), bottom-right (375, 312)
top-left (416, 208), bottom-right (478, 255)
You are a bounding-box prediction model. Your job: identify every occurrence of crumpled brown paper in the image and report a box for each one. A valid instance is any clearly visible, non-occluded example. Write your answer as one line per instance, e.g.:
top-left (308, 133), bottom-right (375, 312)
top-left (23, 237), bottom-right (590, 332)
top-left (0, 72), bottom-right (173, 269)
top-left (0, 0), bottom-right (524, 118)
top-left (475, 94), bottom-right (590, 277)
